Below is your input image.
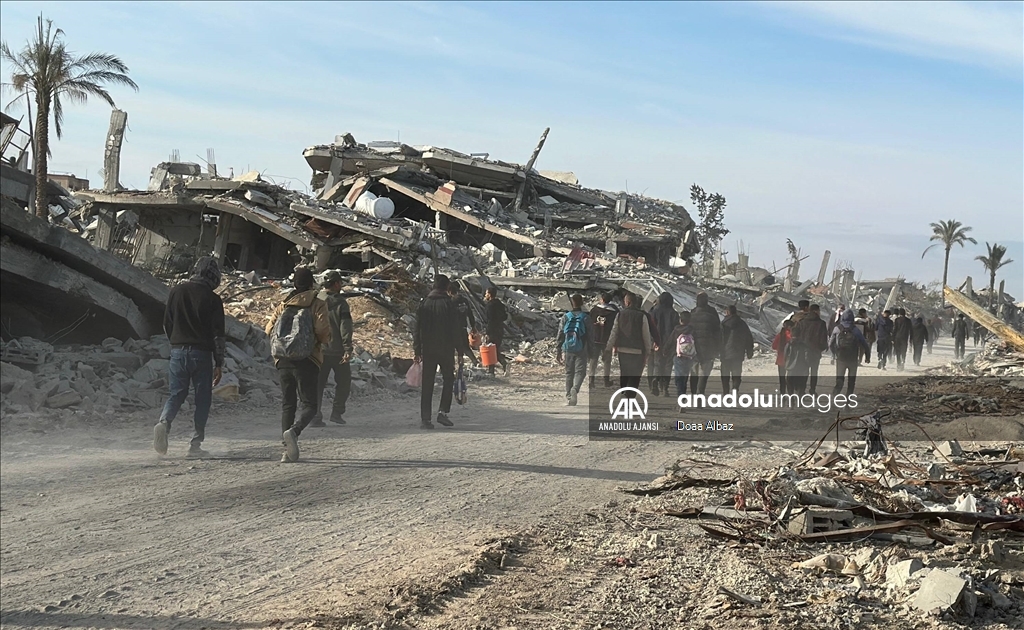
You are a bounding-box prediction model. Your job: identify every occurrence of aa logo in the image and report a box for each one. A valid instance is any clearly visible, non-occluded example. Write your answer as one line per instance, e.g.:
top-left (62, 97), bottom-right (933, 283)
top-left (609, 387), bottom-right (648, 420)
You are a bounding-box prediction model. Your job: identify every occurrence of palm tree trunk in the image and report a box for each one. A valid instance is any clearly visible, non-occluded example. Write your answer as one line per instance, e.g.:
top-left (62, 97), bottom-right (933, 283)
top-left (941, 246), bottom-right (951, 308)
top-left (989, 271), bottom-right (996, 310)
top-left (32, 94), bottom-right (49, 219)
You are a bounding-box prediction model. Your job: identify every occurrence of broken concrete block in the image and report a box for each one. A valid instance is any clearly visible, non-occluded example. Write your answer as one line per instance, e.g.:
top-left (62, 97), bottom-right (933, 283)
top-left (212, 372), bottom-right (240, 403)
top-left (46, 390), bottom-right (82, 409)
top-left (101, 337), bottom-right (122, 351)
top-left (787, 508), bottom-right (854, 536)
top-left (935, 440), bottom-right (963, 458)
top-left (795, 553), bottom-right (848, 574)
top-left (1, 361), bottom-right (33, 394)
top-left (927, 463), bottom-right (945, 479)
top-left (76, 362), bottom-right (97, 382)
top-left (136, 390), bottom-right (163, 408)
top-left (132, 359), bottom-right (169, 383)
top-left (102, 352), bottom-right (143, 371)
top-left (913, 569), bottom-right (968, 615)
top-left (885, 558), bottom-right (924, 589)
top-left (71, 378), bottom-right (97, 399)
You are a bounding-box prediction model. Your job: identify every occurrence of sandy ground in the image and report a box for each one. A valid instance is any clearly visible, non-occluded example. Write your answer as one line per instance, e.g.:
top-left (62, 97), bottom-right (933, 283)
top-left (0, 337), bottom-right (1010, 629)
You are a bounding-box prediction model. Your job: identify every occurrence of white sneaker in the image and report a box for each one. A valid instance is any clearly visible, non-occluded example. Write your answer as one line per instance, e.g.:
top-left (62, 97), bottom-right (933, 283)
top-left (153, 422), bottom-right (168, 455)
top-left (280, 453), bottom-right (293, 463)
top-left (283, 428), bottom-right (299, 462)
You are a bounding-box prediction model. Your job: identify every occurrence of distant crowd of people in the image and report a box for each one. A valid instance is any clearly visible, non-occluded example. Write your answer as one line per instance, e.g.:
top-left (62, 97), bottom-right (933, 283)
top-left (153, 258), bottom-right (991, 461)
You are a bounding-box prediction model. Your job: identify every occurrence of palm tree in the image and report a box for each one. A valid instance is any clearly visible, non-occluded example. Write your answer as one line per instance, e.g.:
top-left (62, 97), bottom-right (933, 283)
top-left (2, 15), bottom-right (137, 218)
top-left (975, 242), bottom-right (1014, 310)
top-left (922, 219), bottom-right (976, 305)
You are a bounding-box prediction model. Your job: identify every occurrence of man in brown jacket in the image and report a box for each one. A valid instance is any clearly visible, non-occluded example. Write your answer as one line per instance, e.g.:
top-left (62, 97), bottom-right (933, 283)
top-left (265, 267), bottom-right (331, 462)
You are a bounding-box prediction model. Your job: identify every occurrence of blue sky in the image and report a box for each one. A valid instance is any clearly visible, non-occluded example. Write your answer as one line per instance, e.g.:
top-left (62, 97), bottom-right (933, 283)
top-left (2, 1), bottom-right (1021, 295)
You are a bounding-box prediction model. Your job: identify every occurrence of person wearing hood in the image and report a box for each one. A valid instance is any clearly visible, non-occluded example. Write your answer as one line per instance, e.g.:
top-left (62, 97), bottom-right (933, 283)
top-left (719, 305), bottom-right (754, 393)
top-left (853, 308), bottom-right (875, 365)
top-left (415, 275), bottom-right (462, 429)
top-left (829, 309), bottom-right (870, 396)
top-left (892, 308), bottom-right (912, 371)
top-left (154, 256), bottom-right (226, 458)
top-left (910, 316), bottom-right (930, 366)
top-left (648, 292), bottom-right (678, 397)
top-left (789, 303), bottom-right (828, 395)
top-left (772, 320), bottom-right (794, 394)
top-left (687, 292), bottom-right (722, 397)
top-left (266, 267), bottom-right (332, 462)
top-left (587, 292), bottom-right (619, 388)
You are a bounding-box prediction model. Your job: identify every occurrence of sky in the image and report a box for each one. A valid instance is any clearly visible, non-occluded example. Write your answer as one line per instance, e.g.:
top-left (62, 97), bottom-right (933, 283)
top-left (1, 1), bottom-right (1021, 296)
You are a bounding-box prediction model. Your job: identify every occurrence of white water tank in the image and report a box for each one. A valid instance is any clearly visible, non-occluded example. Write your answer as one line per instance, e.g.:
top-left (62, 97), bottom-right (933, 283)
top-left (354, 191), bottom-right (395, 220)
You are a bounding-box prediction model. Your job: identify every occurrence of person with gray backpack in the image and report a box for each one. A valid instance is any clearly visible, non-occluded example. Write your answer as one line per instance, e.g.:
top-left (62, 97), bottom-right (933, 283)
top-left (265, 267), bottom-right (331, 462)
top-left (556, 293), bottom-right (590, 406)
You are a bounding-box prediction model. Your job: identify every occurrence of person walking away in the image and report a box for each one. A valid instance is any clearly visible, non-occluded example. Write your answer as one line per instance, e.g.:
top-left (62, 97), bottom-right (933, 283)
top-left (154, 256), bottom-right (226, 458)
top-left (483, 287), bottom-right (511, 377)
top-left (952, 313), bottom-right (969, 359)
top-left (644, 302), bottom-right (664, 392)
top-left (556, 293), bottom-right (590, 406)
top-left (587, 292), bottom-right (619, 388)
top-left (925, 317), bottom-right (937, 354)
top-left (790, 303), bottom-right (828, 395)
top-left (688, 292), bottom-right (722, 397)
top-left (830, 309), bottom-right (870, 396)
top-left (910, 316), bottom-right (929, 366)
top-left (892, 308), bottom-right (912, 371)
top-left (648, 292), bottom-right (678, 397)
top-left (772, 320), bottom-right (793, 393)
top-left (414, 275), bottom-right (461, 429)
top-left (671, 311), bottom-right (696, 401)
top-left (606, 292), bottom-right (652, 394)
top-left (828, 305), bottom-right (845, 365)
top-left (875, 310), bottom-right (894, 370)
top-left (448, 282), bottom-right (479, 366)
top-left (973, 320), bottom-right (982, 347)
top-left (783, 299), bottom-right (811, 326)
top-left (853, 308), bottom-right (875, 365)
top-left (311, 271), bottom-right (352, 427)
top-left (266, 267), bottom-right (331, 462)
top-left (720, 305), bottom-right (754, 393)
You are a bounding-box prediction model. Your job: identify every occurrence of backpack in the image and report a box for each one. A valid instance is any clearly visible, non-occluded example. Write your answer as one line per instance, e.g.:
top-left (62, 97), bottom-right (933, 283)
top-left (835, 327), bottom-right (858, 360)
top-left (271, 304), bottom-right (316, 360)
top-left (784, 339), bottom-right (808, 372)
top-left (562, 311), bottom-right (587, 354)
top-left (676, 332), bottom-right (696, 358)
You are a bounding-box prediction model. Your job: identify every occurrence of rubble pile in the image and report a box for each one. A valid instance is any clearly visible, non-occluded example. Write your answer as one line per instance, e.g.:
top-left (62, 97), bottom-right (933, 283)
top-left (933, 341), bottom-right (1024, 378)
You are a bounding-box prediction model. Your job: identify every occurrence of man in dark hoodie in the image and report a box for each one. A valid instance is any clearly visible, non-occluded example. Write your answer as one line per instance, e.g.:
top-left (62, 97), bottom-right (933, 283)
top-left (829, 309), bottom-right (870, 396)
top-left (266, 267), bottom-right (332, 462)
top-left (875, 310), bottom-right (894, 370)
top-left (790, 303), bottom-right (828, 395)
top-left (414, 275), bottom-right (461, 429)
top-left (483, 286), bottom-right (510, 377)
top-left (688, 292), bottom-right (722, 397)
top-left (952, 313), bottom-right (969, 359)
top-left (648, 292), bottom-right (678, 397)
top-left (910, 316), bottom-right (930, 366)
top-left (607, 292), bottom-right (652, 393)
top-left (154, 256), bottom-right (226, 458)
top-left (720, 304), bottom-right (754, 393)
top-left (892, 308), bottom-right (912, 371)
top-left (311, 270), bottom-right (353, 427)
top-left (671, 311), bottom-right (696, 398)
top-left (588, 292), bottom-right (619, 388)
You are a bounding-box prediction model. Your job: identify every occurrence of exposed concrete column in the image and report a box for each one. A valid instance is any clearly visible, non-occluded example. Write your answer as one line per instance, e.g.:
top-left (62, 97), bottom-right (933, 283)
top-left (434, 211), bottom-right (448, 231)
top-left (213, 212), bottom-right (234, 264)
top-left (94, 206), bottom-right (117, 251)
top-left (314, 245), bottom-right (333, 271)
top-left (103, 109), bottom-right (128, 192)
top-left (605, 239), bottom-right (618, 258)
top-left (816, 250), bottom-right (831, 285)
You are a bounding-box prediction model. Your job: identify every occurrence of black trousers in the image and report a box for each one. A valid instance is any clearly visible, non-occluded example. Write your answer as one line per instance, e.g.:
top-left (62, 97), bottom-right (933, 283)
top-left (832, 359), bottom-right (859, 396)
top-left (720, 358), bottom-right (743, 393)
top-left (954, 336), bottom-right (966, 359)
top-left (618, 352), bottom-right (645, 392)
top-left (421, 352), bottom-right (455, 423)
top-left (807, 354), bottom-right (822, 394)
top-left (688, 358), bottom-right (716, 396)
top-left (486, 336), bottom-right (509, 374)
top-left (777, 365), bottom-right (788, 393)
top-left (894, 340), bottom-right (909, 367)
top-left (317, 354), bottom-right (352, 418)
top-left (279, 358), bottom-right (319, 437)
top-left (912, 341), bottom-right (924, 365)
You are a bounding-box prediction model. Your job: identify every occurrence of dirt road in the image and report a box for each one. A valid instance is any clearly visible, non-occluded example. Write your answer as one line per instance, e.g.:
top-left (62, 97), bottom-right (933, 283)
top-left (0, 338), bottom-right (972, 629)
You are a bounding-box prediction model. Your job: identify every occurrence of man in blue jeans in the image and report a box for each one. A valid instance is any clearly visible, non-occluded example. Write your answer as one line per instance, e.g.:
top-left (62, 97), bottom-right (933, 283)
top-left (154, 257), bottom-right (225, 458)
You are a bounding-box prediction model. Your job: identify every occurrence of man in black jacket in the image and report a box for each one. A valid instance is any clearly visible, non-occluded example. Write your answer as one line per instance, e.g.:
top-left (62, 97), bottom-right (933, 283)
top-left (648, 292), bottom-right (678, 397)
top-left (688, 292), bottom-right (722, 397)
top-left (484, 286), bottom-right (510, 377)
top-left (154, 256), bottom-right (225, 458)
top-left (414, 275), bottom-right (460, 429)
top-left (892, 308), bottom-right (912, 371)
top-left (312, 271), bottom-right (353, 426)
top-left (790, 303), bottom-right (829, 395)
top-left (606, 292), bottom-right (652, 393)
top-left (720, 305), bottom-right (754, 393)
top-left (952, 313), bottom-right (969, 359)
top-left (588, 292), bottom-right (619, 388)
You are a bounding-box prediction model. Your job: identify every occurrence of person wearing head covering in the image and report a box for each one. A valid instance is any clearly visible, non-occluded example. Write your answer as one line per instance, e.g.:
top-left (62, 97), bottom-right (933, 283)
top-left (414, 274), bottom-right (462, 428)
top-left (154, 256), bottom-right (226, 458)
top-left (829, 309), bottom-right (869, 396)
top-left (720, 304), bottom-right (754, 393)
top-left (587, 292), bottom-right (620, 389)
top-left (311, 270), bottom-right (353, 427)
top-left (266, 267), bottom-right (332, 462)
top-left (910, 316), bottom-right (930, 366)
top-left (647, 292), bottom-right (678, 397)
